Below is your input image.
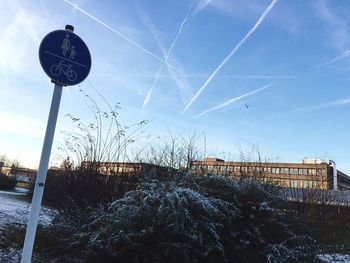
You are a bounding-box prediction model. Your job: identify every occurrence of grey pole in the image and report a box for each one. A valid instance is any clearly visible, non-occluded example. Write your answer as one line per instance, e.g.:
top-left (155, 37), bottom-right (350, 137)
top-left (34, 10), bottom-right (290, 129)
top-left (329, 160), bottom-right (337, 191)
top-left (21, 84), bottom-right (63, 262)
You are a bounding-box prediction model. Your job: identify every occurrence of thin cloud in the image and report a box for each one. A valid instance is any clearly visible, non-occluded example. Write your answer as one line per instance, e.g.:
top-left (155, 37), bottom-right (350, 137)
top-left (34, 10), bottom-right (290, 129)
top-left (210, 74), bottom-right (296, 79)
top-left (142, 5), bottom-right (193, 108)
top-left (63, 0), bottom-right (180, 72)
top-left (182, 0), bottom-right (279, 114)
top-left (94, 73), bottom-right (297, 79)
top-left (0, 111), bottom-right (45, 138)
top-left (311, 1), bottom-right (350, 69)
top-left (195, 84), bottom-right (273, 118)
top-left (0, 8), bottom-right (43, 75)
top-left (315, 1), bottom-right (350, 52)
top-left (165, 64), bottom-right (193, 105)
top-left (300, 97), bottom-right (350, 111)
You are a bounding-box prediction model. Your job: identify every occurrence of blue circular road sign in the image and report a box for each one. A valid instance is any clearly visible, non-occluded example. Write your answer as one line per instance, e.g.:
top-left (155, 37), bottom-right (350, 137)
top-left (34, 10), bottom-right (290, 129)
top-left (39, 29), bottom-right (91, 86)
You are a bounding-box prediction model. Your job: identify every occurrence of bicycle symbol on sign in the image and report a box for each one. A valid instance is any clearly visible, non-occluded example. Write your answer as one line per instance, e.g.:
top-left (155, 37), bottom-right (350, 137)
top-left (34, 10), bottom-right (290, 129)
top-left (50, 60), bottom-right (77, 81)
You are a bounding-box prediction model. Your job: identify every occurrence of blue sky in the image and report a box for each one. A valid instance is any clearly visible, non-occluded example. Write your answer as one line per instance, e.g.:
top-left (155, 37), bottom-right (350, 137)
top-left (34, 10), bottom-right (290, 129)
top-left (1, 0), bottom-right (350, 173)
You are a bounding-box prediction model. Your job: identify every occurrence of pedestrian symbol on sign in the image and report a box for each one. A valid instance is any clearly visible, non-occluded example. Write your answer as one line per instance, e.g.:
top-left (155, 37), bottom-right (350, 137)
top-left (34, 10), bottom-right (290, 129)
top-left (61, 32), bottom-right (70, 57)
top-left (38, 26), bottom-right (91, 86)
top-left (70, 46), bottom-right (76, 59)
top-left (61, 32), bottom-right (77, 60)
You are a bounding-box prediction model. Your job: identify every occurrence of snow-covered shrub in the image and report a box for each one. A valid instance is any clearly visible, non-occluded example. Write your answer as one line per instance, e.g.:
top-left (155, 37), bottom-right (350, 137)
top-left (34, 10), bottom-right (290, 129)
top-left (0, 174), bottom-right (313, 262)
top-left (179, 176), bottom-right (318, 262)
top-left (44, 175), bottom-right (317, 262)
top-left (266, 236), bottom-right (318, 263)
top-left (79, 183), bottom-right (240, 262)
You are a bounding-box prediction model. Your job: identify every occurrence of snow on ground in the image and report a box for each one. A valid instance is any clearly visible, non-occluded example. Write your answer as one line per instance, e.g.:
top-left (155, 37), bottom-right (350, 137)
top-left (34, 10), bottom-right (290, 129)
top-left (0, 189), bottom-right (31, 227)
top-left (0, 188), bottom-right (53, 230)
top-left (318, 254), bottom-right (350, 262)
top-left (0, 188), bottom-right (54, 262)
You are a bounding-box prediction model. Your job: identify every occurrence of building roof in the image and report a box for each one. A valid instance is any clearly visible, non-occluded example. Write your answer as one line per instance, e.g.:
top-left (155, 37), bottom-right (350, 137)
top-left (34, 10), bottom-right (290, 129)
top-left (281, 188), bottom-right (350, 206)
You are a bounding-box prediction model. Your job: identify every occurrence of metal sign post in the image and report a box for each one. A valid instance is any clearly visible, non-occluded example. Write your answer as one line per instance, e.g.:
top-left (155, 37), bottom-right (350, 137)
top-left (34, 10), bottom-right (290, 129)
top-left (21, 25), bottom-right (91, 263)
top-left (21, 84), bottom-right (63, 262)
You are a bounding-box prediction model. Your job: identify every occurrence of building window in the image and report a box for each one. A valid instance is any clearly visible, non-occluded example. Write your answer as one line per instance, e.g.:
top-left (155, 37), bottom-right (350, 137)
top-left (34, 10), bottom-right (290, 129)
top-left (281, 179), bottom-right (288, 187)
top-left (272, 168), bottom-right (280, 174)
top-left (241, 167), bottom-right (248, 173)
top-left (281, 168), bottom-right (289, 174)
top-left (234, 166), bottom-right (240, 173)
top-left (290, 168), bottom-right (298, 175)
top-left (300, 180), bottom-right (305, 188)
top-left (299, 169), bottom-right (308, 175)
top-left (291, 180), bottom-right (297, 188)
top-left (310, 169), bottom-right (316, 176)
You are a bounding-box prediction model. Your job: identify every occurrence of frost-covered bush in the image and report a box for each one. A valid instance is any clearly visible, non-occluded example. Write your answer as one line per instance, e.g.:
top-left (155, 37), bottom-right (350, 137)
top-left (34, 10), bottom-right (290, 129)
top-left (47, 175), bottom-right (317, 262)
top-left (82, 184), bottom-right (240, 262)
top-left (266, 236), bottom-right (318, 263)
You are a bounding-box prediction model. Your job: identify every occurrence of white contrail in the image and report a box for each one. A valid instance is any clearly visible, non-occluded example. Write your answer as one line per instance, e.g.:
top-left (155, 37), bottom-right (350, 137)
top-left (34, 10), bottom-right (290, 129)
top-left (142, 5), bottom-right (193, 108)
top-left (195, 84), bottom-right (273, 118)
top-left (182, 0), bottom-right (279, 114)
top-left (39, 0), bottom-right (55, 27)
top-left (190, 0), bottom-right (211, 19)
top-left (299, 97), bottom-right (350, 111)
top-left (63, 0), bottom-right (180, 72)
top-left (142, 63), bottom-right (166, 108)
top-left (311, 49), bottom-right (350, 69)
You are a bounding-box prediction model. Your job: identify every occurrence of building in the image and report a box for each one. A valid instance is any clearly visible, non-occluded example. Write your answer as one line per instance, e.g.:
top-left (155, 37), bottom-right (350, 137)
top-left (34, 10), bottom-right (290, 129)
top-left (11, 167), bottom-right (37, 183)
top-left (0, 162), bottom-right (37, 184)
top-left (0, 164), bottom-right (11, 175)
top-left (190, 157), bottom-right (350, 191)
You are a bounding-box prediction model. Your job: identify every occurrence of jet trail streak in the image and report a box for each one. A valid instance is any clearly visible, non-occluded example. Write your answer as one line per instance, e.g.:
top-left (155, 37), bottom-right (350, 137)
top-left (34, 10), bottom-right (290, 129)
top-left (311, 50), bottom-right (350, 69)
top-left (63, 0), bottom-right (180, 72)
top-left (195, 84), bottom-right (273, 118)
top-left (142, 5), bottom-right (192, 108)
top-left (182, 0), bottom-right (279, 114)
